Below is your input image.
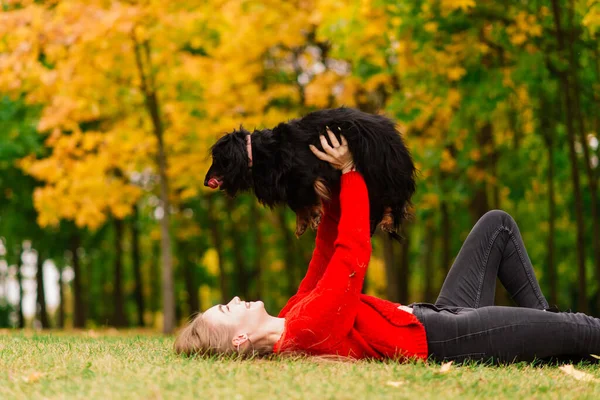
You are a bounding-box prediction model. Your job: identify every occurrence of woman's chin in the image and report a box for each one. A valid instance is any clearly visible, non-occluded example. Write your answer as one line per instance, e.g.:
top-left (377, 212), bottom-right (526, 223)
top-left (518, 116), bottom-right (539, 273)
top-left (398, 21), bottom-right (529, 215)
top-left (251, 300), bottom-right (264, 309)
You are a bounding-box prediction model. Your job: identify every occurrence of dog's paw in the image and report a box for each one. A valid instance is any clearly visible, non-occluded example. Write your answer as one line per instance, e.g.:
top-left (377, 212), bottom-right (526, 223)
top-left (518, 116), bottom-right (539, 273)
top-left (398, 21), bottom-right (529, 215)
top-left (295, 217), bottom-right (308, 238)
top-left (380, 210), bottom-right (395, 233)
top-left (310, 208), bottom-right (322, 231)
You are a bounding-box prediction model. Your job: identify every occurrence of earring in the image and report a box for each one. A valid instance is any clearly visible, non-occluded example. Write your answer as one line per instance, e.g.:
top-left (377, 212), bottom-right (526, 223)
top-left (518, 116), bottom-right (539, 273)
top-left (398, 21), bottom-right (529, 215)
top-left (235, 333), bottom-right (249, 352)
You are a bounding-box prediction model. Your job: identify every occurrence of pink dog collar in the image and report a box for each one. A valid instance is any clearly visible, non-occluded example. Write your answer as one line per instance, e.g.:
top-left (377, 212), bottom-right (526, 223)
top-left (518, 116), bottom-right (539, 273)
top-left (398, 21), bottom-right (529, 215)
top-left (246, 134), bottom-right (253, 167)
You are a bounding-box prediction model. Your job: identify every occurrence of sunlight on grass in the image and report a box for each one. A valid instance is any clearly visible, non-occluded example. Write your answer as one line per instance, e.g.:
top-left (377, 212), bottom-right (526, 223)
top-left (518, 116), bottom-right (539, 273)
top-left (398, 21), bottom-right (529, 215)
top-left (1, 331), bottom-right (600, 399)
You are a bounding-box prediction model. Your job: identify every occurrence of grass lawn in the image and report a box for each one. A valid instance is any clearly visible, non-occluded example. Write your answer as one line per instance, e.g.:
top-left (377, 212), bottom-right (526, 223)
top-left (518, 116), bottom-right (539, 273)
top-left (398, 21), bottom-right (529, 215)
top-left (2, 331), bottom-right (600, 399)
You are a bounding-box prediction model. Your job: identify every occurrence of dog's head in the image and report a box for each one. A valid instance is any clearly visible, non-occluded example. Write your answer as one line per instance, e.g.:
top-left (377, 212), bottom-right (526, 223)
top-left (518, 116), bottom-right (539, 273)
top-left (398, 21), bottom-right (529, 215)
top-left (204, 127), bottom-right (253, 197)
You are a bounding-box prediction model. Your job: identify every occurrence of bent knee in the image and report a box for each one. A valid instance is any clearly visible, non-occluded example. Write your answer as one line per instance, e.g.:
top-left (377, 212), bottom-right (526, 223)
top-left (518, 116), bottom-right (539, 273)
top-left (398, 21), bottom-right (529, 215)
top-left (481, 209), bottom-right (514, 225)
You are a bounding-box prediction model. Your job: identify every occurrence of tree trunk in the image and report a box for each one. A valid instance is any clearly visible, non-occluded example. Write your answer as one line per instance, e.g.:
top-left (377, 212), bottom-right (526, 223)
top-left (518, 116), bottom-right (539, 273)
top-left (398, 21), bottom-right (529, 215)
top-left (568, 4), bottom-right (600, 297)
top-left (594, 46), bottom-right (600, 180)
top-left (150, 240), bottom-right (161, 317)
top-left (551, 0), bottom-right (588, 312)
top-left (249, 199), bottom-right (264, 298)
top-left (226, 197), bottom-right (250, 298)
top-left (57, 263), bottom-right (65, 329)
top-left (113, 218), bottom-right (127, 327)
top-left (277, 208), bottom-right (300, 295)
top-left (180, 241), bottom-right (199, 314)
top-left (566, 2), bottom-right (600, 311)
top-left (423, 220), bottom-right (436, 303)
top-left (71, 234), bottom-right (86, 328)
top-left (469, 123), bottom-right (492, 222)
top-left (398, 226), bottom-right (411, 304)
top-left (541, 96), bottom-right (558, 306)
top-left (440, 201), bottom-right (451, 278)
top-left (133, 34), bottom-right (175, 333)
top-left (131, 206), bottom-right (145, 327)
top-left (206, 193), bottom-right (228, 303)
top-left (16, 248), bottom-right (25, 329)
top-left (381, 231), bottom-right (400, 302)
top-left (35, 252), bottom-right (50, 329)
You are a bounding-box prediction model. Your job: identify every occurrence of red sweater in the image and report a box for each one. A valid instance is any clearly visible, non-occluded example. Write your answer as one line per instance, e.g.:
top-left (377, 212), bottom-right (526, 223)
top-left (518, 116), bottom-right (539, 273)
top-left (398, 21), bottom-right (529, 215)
top-left (273, 172), bottom-right (428, 360)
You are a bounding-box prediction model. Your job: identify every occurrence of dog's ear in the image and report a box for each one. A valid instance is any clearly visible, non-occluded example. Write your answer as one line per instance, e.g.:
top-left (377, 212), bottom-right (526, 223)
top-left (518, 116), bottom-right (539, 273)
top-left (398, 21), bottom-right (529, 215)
top-left (210, 127), bottom-right (253, 196)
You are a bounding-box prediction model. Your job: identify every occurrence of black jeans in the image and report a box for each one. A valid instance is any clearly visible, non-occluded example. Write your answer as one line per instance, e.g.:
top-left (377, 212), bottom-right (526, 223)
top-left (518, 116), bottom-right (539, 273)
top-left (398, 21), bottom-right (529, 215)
top-left (412, 210), bottom-right (600, 363)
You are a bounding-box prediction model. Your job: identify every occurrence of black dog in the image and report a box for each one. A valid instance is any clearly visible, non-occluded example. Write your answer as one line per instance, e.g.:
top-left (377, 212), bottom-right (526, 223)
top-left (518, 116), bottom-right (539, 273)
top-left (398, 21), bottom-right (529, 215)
top-left (204, 107), bottom-right (416, 238)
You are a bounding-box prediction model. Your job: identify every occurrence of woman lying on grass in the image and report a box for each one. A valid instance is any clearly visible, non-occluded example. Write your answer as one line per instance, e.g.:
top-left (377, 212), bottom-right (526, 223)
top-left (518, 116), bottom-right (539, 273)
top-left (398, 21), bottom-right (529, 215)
top-left (175, 130), bottom-right (600, 363)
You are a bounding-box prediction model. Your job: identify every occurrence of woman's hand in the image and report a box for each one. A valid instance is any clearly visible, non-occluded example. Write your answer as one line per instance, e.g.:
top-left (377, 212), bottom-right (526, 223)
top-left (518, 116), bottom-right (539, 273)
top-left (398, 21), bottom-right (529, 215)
top-left (309, 128), bottom-right (355, 174)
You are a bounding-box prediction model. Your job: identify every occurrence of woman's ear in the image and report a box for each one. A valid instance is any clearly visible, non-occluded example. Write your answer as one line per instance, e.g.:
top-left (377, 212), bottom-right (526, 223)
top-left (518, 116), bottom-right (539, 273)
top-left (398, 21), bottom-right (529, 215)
top-left (232, 333), bottom-right (249, 349)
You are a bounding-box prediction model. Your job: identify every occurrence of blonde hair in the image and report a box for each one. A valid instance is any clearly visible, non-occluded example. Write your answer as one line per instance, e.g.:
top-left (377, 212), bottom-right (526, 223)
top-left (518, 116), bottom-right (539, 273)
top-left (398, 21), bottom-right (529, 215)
top-left (173, 313), bottom-right (275, 358)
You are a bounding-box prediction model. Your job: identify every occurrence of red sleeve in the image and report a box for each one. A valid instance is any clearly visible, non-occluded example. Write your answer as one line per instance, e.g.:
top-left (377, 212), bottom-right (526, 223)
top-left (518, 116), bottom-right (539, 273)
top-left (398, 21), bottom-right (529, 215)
top-left (281, 172), bottom-right (371, 340)
top-left (278, 194), bottom-right (340, 317)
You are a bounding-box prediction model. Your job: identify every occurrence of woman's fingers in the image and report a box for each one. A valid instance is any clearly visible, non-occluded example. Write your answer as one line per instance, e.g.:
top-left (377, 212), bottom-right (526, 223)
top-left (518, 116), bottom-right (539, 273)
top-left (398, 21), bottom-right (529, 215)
top-left (319, 134), bottom-right (334, 153)
top-left (309, 144), bottom-right (335, 163)
top-left (340, 135), bottom-right (348, 147)
top-left (326, 127), bottom-right (341, 148)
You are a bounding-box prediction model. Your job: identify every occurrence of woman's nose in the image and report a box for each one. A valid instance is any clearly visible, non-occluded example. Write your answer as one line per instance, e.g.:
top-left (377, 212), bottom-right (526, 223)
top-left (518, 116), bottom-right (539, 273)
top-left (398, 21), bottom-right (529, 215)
top-left (230, 296), bottom-right (240, 305)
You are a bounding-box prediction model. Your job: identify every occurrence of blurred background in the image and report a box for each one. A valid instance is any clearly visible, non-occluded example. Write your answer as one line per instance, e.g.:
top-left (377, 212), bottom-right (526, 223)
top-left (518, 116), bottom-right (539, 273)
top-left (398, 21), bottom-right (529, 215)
top-left (0, 0), bottom-right (599, 333)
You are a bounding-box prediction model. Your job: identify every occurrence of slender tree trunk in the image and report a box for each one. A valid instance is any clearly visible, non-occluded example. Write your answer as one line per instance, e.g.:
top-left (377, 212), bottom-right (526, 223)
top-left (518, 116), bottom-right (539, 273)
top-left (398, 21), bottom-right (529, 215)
top-left (381, 231), bottom-right (400, 302)
top-left (541, 95), bottom-right (558, 306)
top-left (551, 0), bottom-right (588, 312)
top-left (131, 206), bottom-right (145, 327)
top-left (398, 226), bottom-right (411, 304)
top-left (180, 241), bottom-right (199, 314)
top-left (113, 218), bottom-right (127, 327)
top-left (440, 201), bottom-right (451, 277)
top-left (423, 220), bottom-right (436, 303)
top-left (594, 46), bottom-right (600, 179)
top-left (226, 197), bottom-right (250, 298)
top-left (470, 123), bottom-right (492, 222)
top-left (16, 248), bottom-right (25, 329)
top-left (567, 2), bottom-right (600, 311)
top-left (547, 137), bottom-right (558, 305)
top-left (57, 263), bottom-right (65, 329)
top-left (277, 208), bottom-right (299, 296)
top-left (133, 33), bottom-right (175, 333)
top-left (71, 234), bottom-right (85, 328)
top-left (150, 240), bottom-right (161, 317)
top-left (249, 199), bottom-right (264, 298)
top-left (35, 252), bottom-right (50, 329)
top-left (206, 193), bottom-right (228, 303)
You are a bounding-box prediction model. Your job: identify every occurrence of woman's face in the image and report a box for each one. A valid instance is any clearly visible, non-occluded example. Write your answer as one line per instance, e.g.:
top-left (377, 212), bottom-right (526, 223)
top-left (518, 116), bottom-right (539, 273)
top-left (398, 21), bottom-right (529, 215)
top-left (202, 296), bottom-right (270, 334)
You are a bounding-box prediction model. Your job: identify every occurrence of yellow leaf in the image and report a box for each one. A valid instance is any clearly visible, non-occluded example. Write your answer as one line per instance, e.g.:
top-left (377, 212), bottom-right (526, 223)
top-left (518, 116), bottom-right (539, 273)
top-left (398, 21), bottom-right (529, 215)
top-left (447, 66), bottom-right (466, 81)
top-left (424, 22), bottom-right (438, 33)
top-left (559, 364), bottom-right (598, 382)
top-left (439, 361), bottom-right (453, 373)
top-left (386, 380), bottom-right (405, 387)
top-left (23, 372), bottom-right (43, 383)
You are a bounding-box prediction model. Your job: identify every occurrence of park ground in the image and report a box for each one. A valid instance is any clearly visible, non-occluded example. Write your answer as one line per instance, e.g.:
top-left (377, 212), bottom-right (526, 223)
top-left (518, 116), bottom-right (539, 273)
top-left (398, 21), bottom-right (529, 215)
top-left (2, 331), bottom-right (600, 399)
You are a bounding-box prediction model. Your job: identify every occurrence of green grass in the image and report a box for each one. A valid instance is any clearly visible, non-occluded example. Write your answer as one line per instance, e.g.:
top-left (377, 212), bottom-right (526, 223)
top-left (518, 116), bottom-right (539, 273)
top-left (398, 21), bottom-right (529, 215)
top-left (2, 331), bottom-right (600, 400)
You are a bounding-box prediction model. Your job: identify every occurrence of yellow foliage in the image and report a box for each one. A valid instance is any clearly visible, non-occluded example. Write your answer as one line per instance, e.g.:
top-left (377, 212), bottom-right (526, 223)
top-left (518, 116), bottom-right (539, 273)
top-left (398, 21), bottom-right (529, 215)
top-left (467, 166), bottom-right (487, 183)
top-left (440, 149), bottom-right (457, 172)
top-left (202, 248), bottom-right (220, 277)
top-left (366, 256), bottom-right (386, 297)
top-left (421, 193), bottom-right (440, 209)
top-left (583, 1), bottom-right (600, 35)
top-left (440, 0), bottom-right (476, 15)
top-left (270, 260), bottom-right (284, 272)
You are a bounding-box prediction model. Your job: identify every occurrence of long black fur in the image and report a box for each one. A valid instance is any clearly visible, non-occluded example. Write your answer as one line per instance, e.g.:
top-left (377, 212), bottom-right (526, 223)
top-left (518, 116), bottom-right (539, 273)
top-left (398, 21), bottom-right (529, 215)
top-left (204, 107), bottom-right (417, 236)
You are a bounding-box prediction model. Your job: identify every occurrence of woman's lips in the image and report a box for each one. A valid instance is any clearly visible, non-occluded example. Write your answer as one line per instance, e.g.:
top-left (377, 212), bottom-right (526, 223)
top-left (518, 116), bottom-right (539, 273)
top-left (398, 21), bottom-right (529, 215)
top-left (207, 178), bottom-right (222, 189)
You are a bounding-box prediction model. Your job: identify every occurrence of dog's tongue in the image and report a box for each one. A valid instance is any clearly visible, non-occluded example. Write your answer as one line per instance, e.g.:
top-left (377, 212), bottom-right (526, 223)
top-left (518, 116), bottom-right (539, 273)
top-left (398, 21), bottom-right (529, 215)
top-left (207, 178), bottom-right (222, 189)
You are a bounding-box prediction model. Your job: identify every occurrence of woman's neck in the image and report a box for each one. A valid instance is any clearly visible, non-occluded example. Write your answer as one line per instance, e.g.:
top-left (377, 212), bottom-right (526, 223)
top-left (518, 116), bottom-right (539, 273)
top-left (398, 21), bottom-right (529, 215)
top-left (260, 316), bottom-right (286, 346)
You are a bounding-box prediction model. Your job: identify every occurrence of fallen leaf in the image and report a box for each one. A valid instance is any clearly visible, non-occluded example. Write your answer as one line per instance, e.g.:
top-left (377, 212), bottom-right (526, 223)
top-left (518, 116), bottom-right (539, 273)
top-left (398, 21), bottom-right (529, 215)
top-left (23, 372), bottom-right (43, 383)
top-left (559, 364), bottom-right (597, 382)
top-left (439, 361), bottom-right (453, 373)
top-left (386, 380), bottom-right (405, 388)
top-left (87, 330), bottom-right (98, 338)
